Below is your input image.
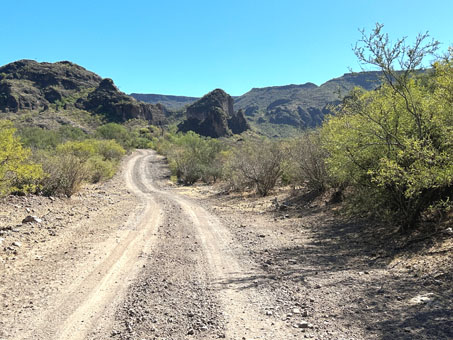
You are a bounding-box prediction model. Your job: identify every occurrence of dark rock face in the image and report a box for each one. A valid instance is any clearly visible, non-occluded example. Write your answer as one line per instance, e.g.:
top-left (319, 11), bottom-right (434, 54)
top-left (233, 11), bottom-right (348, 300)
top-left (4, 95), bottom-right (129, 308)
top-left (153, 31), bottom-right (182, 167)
top-left (228, 109), bottom-right (250, 134)
top-left (0, 60), bottom-right (167, 126)
top-left (178, 89), bottom-right (249, 138)
top-left (82, 78), bottom-right (167, 124)
top-left (244, 105), bottom-right (258, 116)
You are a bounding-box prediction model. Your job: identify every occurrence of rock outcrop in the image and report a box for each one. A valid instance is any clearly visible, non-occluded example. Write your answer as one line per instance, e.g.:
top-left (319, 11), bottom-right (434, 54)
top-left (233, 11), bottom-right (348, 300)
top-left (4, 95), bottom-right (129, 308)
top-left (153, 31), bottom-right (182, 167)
top-left (0, 60), bottom-right (167, 126)
top-left (81, 78), bottom-right (167, 124)
top-left (178, 89), bottom-right (249, 138)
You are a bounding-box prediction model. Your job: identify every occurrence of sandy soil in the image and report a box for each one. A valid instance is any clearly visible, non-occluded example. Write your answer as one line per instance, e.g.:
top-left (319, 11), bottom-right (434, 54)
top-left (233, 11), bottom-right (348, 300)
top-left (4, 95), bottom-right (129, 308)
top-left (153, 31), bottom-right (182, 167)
top-left (1, 150), bottom-right (451, 340)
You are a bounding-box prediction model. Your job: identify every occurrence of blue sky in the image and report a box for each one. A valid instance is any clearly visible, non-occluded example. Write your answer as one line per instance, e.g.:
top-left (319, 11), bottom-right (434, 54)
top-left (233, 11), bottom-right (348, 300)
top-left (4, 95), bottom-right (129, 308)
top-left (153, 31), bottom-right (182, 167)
top-left (1, 1), bottom-right (452, 96)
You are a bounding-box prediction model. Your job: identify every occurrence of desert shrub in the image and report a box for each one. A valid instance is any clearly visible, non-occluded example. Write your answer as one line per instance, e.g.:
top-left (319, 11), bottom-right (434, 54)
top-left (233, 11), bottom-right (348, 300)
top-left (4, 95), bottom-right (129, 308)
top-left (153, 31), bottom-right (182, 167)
top-left (18, 126), bottom-right (61, 150)
top-left (163, 131), bottom-right (224, 185)
top-left (96, 123), bottom-right (132, 148)
top-left (321, 25), bottom-right (453, 228)
top-left (56, 140), bottom-right (96, 161)
top-left (0, 120), bottom-right (44, 196)
top-left (286, 130), bottom-right (330, 192)
top-left (18, 125), bottom-right (88, 150)
top-left (95, 122), bottom-right (157, 149)
top-left (39, 152), bottom-right (88, 197)
top-left (91, 139), bottom-right (125, 161)
top-left (226, 138), bottom-right (284, 196)
top-left (58, 125), bottom-right (87, 141)
top-left (86, 156), bottom-right (116, 183)
top-left (38, 139), bottom-right (125, 196)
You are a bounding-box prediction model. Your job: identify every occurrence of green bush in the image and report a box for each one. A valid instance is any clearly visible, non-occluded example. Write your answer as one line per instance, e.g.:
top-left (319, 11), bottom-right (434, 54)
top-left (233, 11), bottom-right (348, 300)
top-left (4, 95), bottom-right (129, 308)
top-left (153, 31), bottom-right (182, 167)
top-left (58, 125), bottom-right (87, 141)
top-left (96, 123), bottom-right (132, 148)
top-left (38, 139), bottom-right (125, 196)
top-left (39, 152), bottom-right (88, 197)
top-left (86, 156), bottom-right (116, 183)
top-left (157, 131), bottom-right (225, 185)
top-left (18, 126), bottom-right (61, 150)
top-left (18, 125), bottom-right (88, 150)
top-left (0, 120), bottom-right (44, 196)
top-left (91, 139), bottom-right (126, 161)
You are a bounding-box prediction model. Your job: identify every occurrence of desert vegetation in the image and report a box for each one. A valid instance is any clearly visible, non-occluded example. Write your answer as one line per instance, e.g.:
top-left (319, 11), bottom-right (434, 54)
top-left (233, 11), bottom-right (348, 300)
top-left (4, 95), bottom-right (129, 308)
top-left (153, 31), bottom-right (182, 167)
top-left (0, 121), bottom-right (157, 198)
top-left (1, 25), bottom-right (451, 229)
top-left (150, 26), bottom-right (453, 230)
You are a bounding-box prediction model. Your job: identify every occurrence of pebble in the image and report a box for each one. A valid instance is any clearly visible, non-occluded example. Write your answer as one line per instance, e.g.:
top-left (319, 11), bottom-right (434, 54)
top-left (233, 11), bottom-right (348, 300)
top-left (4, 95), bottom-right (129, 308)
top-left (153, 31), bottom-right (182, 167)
top-left (12, 241), bottom-right (22, 248)
top-left (22, 215), bottom-right (42, 224)
top-left (295, 321), bottom-right (310, 329)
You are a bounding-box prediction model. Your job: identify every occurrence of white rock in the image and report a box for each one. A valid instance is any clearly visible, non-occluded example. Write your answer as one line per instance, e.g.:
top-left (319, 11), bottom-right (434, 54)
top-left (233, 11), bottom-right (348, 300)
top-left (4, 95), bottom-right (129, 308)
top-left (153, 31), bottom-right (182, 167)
top-left (409, 293), bottom-right (435, 305)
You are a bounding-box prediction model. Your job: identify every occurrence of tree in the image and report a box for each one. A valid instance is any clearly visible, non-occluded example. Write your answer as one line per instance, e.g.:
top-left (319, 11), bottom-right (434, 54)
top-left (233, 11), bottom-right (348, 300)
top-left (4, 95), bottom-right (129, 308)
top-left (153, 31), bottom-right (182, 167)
top-left (322, 25), bottom-right (453, 228)
top-left (0, 120), bottom-right (43, 196)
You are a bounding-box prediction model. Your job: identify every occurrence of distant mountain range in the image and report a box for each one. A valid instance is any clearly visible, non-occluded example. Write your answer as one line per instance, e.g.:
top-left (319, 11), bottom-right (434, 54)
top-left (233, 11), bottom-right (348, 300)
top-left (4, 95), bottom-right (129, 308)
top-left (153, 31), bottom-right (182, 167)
top-left (130, 71), bottom-right (383, 136)
top-left (129, 93), bottom-right (199, 111)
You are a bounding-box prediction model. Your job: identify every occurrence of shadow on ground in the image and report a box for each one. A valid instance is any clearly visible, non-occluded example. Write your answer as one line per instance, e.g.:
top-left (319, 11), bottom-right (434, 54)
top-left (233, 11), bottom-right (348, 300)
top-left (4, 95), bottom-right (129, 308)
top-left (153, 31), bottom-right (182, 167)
top-left (215, 201), bottom-right (453, 339)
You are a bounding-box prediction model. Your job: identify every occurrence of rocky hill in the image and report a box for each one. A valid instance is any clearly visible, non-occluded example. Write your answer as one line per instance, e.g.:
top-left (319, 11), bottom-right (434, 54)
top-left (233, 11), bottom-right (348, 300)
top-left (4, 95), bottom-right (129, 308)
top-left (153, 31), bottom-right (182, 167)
top-left (0, 60), bottom-right (167, 129)
top-left (235, 71), bottom-right (382, 128)
top-left (178, 89), bottom-right (249, 138)
top-left (133, 71), bottom-right (383, 136)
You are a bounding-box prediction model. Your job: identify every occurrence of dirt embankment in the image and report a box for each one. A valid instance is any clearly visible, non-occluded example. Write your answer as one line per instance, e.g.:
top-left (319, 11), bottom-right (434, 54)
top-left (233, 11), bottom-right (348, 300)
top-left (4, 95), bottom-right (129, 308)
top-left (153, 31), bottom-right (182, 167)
top-left (1, 150), bottom-right (452, 340)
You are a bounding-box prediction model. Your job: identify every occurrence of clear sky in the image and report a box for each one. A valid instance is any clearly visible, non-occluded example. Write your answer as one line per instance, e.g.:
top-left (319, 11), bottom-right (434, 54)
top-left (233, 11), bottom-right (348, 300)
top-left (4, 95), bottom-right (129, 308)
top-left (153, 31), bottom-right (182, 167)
top-left (1, 1), bottom-right (452, 97)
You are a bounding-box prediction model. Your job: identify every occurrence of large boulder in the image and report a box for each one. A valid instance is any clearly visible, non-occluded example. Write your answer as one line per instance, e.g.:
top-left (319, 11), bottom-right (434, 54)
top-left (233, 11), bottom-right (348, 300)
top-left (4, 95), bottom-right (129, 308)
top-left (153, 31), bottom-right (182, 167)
top-left (178, 89), bottom-right (249, 138)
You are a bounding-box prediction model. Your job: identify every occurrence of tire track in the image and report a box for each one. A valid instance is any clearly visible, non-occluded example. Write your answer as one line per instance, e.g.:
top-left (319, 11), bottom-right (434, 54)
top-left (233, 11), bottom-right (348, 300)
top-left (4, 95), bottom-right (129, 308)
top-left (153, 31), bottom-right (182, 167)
top-left (15, 151), bottom-right (162, 340)
top-left (124, 150), bottom-right (291, 339)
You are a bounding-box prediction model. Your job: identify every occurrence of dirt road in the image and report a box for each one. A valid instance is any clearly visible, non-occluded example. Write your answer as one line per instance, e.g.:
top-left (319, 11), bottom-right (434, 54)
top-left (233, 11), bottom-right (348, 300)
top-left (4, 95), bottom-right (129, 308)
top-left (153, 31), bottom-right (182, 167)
top-left (1, 150), bottom-right (451, 340)
top-left (0, 150), bottom-right (298, 339)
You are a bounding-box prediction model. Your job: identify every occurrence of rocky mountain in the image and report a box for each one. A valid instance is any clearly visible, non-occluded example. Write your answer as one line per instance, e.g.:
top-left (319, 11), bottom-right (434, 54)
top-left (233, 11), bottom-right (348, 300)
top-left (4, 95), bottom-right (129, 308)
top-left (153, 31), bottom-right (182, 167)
top-left (235, 71), bottom-right (382, 129)
top-left (133, 71), bottom-right (383, 136)
top-left (178, 89), bottom-right (249, 138)
top-left (0, 60), bottom-right (167, 129)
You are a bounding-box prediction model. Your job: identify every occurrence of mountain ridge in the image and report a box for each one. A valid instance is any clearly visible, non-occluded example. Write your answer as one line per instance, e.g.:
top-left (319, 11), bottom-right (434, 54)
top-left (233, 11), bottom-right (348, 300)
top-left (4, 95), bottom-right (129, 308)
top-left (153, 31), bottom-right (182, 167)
top-left (131, 71), bottom-right (383, 136)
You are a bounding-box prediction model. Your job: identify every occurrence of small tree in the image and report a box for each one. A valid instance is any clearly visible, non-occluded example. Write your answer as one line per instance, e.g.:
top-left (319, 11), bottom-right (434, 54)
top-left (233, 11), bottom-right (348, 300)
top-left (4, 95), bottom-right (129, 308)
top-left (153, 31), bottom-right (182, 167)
top-left (0, 120), bottom-right (43, 196)
top-left (322, 24), bottom-right (453, 228)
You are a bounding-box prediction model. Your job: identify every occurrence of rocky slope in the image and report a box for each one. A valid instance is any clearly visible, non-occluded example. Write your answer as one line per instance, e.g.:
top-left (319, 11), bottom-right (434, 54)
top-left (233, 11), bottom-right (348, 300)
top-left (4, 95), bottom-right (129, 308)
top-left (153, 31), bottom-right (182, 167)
top-left (235, 71), bottom-right (382, 129)
top-left (0, 60), bottom-right (167, 129)
top-left (178, 89), bottom-right (249, 138)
